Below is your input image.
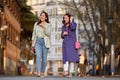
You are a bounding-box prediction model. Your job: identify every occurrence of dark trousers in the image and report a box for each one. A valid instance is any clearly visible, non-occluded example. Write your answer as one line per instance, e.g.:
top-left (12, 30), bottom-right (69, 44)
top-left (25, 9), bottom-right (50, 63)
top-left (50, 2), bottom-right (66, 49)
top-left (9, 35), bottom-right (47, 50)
top-left (118, 64), bottom-right (120, 75)
top-left (103, 65), bottom-right (110, 76)
top-left (78, 64), bottom-right (85, 76)
top-left (17, 66), bottom-right (21, 75)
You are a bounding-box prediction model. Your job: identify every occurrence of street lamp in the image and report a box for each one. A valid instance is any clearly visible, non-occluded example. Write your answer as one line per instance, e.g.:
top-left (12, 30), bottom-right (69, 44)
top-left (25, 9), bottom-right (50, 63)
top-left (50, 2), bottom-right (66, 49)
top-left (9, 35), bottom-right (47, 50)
top-left (15, 36), bottom-right (19, 74)
top-left (0, 3), bottom-right (4, 74)
top-left (0, 3), bottom-right (5, 45)
top-left (0, 25), bottom-right (7, 74)
top-left (0, 25), bottom-right (7, 31)
top-left (0, 25), bottom-right (8, 45)
top-left (0, 3), bottom-right (4, 15)
top-left (108, 16), bottom-right (115, 76)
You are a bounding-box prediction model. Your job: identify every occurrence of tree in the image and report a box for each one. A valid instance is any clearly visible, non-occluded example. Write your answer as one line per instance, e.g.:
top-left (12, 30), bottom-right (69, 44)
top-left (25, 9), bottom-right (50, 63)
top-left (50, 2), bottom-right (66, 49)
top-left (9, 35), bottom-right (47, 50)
top-left (20, 0), bottom-right (38, 61)
top-left (21, 0), bottom-right (38, 39)
top-left (60, 0), bottom-right (120, 75)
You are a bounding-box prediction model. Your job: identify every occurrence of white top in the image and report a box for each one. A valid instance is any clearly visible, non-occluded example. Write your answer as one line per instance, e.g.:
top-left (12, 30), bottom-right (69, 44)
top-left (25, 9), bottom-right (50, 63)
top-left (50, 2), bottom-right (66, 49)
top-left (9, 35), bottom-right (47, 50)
top-left (104, 56), bottom-right (107, 65)
top-left (32, 22), bottom-right (51, 48)
top-left (79, 55), bottom-right (85, 64)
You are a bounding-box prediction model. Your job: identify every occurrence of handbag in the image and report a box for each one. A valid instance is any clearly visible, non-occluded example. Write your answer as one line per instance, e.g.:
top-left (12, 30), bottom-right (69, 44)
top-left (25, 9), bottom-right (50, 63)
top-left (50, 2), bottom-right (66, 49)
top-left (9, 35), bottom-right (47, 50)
top-left (75, 41), bottom-right (80, 49)
top-left (75, 33), bottom-right (81, 49)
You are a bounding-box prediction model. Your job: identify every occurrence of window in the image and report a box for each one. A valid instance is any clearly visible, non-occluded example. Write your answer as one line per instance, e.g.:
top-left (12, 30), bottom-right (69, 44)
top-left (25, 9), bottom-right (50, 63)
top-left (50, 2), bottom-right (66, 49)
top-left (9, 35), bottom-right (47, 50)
top-left (3, 21), bottom-right (7, 36)
top-left (55, 47), bottom-right (57, 53)
top-left (7, 0), bottom-right (10, 7)
top-left (55, 34), bottom-right (57, 40)
top-left (10, 0), bottom-right (12, 10)
top-left (58, 0), bottom-right (64, 2)
top-left (54, 21), bottom-right (57, 31)
top-left (9, 25), bottom-right (12, 41)
top-left (36, 0), bottom-right (38, 3)
top-left (42, 0), bottom-right (45, 3)
top-left (57, 47), bottom-right (62, 54)
top-left (15, 33), bottom-right (19, 47)
top-left (47, 9), bottom-right (52, 16)
top-left (58, 27), bottom-right (61, 32)
top-left (57, 33), bottom-right (61, 40)
top-left (11, 27), bottom-right (14, 43)
top-left (7, 23), bottom-right (10, 39)
top-left (75, 0), bottom-right (80, 3)
top-left (57, 8), bottom-right (64, 15)
top-left (52, 8), bottom-right (57, 16)
top-left (64, 0), bottom-right (71, 2)
top-left (13, 29), bottom-right (16, 44)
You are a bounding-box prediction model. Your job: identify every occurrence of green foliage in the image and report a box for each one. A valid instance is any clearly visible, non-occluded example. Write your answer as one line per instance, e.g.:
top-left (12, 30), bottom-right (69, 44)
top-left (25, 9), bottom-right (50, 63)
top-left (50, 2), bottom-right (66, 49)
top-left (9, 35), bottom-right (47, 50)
top-left (21, 0), bottom-right (38, 38)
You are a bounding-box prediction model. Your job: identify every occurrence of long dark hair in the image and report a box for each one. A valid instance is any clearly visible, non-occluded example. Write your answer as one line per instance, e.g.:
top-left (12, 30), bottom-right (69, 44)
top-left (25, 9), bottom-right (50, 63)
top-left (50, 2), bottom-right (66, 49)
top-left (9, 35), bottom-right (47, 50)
top-left (62, 13), bottom-right (71, 24)
top-left (37, 11), bottom-right (49, 25)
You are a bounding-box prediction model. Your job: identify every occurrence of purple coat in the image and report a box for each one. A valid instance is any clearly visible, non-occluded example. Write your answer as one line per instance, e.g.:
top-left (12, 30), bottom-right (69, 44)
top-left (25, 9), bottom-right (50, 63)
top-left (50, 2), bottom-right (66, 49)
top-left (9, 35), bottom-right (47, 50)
top-left (61, 22), bottom-right (79, 64)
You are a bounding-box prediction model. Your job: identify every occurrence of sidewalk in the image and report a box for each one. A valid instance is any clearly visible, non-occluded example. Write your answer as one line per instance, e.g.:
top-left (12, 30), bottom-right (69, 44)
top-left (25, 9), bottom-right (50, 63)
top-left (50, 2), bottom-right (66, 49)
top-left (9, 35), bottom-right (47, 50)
top-left (0, 75), bottom-right (120, 80)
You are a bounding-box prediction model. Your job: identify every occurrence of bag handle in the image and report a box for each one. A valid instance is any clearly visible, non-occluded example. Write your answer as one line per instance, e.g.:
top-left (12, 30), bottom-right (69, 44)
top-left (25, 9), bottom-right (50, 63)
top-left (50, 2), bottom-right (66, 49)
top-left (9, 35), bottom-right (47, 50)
top-left (76, 26), bottom-right (79, 42)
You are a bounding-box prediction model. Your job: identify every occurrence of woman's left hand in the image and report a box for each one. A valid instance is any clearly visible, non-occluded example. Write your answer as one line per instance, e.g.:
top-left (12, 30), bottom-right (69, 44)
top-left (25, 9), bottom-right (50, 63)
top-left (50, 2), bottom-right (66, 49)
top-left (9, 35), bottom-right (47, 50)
top-left (70, 17), bottom-right (73, 22)
top-left (40, 23), bottom-right (46, 30)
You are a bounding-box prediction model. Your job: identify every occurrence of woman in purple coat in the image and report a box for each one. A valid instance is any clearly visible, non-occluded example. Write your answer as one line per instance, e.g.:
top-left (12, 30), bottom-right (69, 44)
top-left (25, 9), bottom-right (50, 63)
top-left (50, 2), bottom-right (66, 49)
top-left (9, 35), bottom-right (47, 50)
top-left (61, 13), bottom-right (79, 78)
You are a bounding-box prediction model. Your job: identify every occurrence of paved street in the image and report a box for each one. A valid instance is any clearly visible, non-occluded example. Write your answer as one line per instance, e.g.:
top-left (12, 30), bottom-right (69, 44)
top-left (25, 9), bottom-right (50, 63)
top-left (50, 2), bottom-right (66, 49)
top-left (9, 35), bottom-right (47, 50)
top-left (0, 76), bottom-right (120, 80)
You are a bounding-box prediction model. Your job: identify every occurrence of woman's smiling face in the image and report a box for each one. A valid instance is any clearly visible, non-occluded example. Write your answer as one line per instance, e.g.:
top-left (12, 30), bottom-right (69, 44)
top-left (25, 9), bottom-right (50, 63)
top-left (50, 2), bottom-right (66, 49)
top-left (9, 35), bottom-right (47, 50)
top-left (40, 13), bottom-right (47, 22)
top-left (64, 15), bottom-right (70, 24)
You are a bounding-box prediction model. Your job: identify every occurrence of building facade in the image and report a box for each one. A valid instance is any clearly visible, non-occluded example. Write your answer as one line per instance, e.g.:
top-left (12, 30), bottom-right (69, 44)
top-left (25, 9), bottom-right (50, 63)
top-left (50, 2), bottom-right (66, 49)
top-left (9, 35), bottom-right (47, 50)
top-left (0, 0), bottom-right (22, 75)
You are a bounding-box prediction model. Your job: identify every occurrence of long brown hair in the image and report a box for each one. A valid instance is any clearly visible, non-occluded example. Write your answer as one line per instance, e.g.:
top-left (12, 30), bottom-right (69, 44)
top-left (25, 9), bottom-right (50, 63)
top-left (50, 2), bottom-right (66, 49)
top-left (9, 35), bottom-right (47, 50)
top-left (62, 13), bottom-right (71, 24)
top-left (37, 11), bottom-right (49, 25)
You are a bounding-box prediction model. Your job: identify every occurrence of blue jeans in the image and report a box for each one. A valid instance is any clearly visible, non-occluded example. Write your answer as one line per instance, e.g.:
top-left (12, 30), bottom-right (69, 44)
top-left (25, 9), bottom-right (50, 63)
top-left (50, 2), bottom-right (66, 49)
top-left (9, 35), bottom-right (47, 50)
top-left (35, 38), bottom-right (48, 73)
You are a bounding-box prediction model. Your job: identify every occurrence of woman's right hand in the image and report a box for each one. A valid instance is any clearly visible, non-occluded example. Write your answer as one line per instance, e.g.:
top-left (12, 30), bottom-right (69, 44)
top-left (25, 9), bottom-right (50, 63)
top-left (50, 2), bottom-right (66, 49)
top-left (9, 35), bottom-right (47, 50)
top-left (31, 47), bottom-right (35, 53)
top-left (63, 31), bottom-right (68, 36)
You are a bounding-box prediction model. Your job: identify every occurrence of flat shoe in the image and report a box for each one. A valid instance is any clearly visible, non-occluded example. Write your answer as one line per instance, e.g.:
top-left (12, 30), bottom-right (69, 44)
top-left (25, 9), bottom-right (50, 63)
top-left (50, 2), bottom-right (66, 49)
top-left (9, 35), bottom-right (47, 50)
top-left (40, 73), bottom-right (45, 78)
top-left (67, 73), bottom-right (72, 78)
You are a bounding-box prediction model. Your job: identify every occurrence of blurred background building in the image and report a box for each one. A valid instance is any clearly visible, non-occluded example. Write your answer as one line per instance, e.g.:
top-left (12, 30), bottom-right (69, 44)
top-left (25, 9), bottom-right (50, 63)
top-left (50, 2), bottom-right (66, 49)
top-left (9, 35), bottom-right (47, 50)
top-left (0, 0), bottom-right (96, 76)
top-left (0, 0), bottom-right (119, 76)
top-left (0, 0), bottom-right (22, 75)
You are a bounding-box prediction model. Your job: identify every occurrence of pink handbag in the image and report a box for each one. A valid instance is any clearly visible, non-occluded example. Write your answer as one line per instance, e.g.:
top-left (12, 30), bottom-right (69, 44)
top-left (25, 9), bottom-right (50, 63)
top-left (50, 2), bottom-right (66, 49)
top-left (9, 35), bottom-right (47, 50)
top-left (75, 41), bottom-right (81, 49)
